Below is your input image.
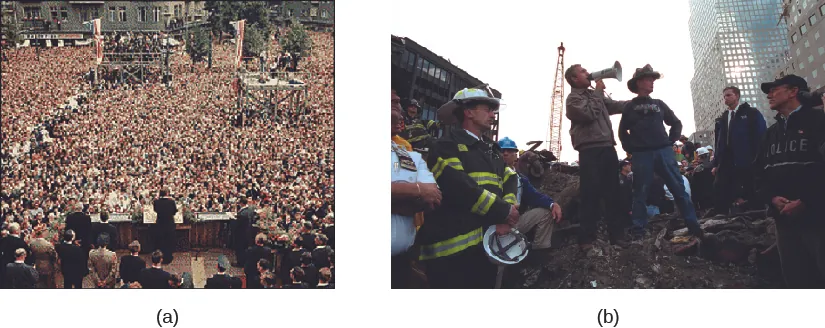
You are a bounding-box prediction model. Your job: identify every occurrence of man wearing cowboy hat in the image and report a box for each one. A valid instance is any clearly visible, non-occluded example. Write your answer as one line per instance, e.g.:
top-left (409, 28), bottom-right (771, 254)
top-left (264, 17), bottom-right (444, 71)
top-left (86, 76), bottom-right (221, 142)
top-left (618, 64), bottom-right (704, 240)
top-left (564, 64), bottom-right (632, 251)
top-left (416, 86), bottom-right (520, 288)
top-left (753, 74), bottom-right (825, 288)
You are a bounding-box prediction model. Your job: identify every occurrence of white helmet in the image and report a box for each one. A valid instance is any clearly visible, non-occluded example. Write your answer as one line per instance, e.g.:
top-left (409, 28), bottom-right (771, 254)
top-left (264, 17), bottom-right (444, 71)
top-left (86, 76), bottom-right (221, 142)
top-left (437, 85), bottom-right (502, 124)
top-left (482, 226), bottom-right (529, 265)
top-left (705, 145), bottom-right (713, 151)
top-left (696, 147), bottom-right (709, 156)
top-left (674, 141), bottom-right (683, 147)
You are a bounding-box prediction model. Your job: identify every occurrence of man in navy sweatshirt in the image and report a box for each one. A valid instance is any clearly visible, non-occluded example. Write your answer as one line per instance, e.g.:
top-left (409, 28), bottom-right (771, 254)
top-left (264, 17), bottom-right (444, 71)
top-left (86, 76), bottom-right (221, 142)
top-left (754, 75), bottom-right (825, 288)
top-left (618, 65), bottom-right (705, 240)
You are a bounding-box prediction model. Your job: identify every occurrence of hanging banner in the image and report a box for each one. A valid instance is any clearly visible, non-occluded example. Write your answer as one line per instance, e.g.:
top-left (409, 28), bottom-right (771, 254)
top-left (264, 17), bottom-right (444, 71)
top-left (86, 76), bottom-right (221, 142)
top-left (230, 19), bottom-right (245, 68)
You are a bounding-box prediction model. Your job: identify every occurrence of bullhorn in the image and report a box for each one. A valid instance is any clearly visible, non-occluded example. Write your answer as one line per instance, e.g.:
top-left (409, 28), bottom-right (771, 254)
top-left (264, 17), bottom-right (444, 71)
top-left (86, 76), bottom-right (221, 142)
top-left (588, 61), bottom-right (622, 81)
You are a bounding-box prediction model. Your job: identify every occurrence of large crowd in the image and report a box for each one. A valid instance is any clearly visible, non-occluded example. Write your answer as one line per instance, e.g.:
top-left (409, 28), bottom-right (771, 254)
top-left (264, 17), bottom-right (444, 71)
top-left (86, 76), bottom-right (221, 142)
top-left (1, 29), bottom-right (334, 288)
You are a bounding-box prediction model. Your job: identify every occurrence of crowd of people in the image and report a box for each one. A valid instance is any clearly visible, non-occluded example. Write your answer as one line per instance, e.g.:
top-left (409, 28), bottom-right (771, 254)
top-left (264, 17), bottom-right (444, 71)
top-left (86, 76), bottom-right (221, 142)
top-left (391, 62), bottom-right (825, 289)
top-left (1, 27), bottom-right (335, 288)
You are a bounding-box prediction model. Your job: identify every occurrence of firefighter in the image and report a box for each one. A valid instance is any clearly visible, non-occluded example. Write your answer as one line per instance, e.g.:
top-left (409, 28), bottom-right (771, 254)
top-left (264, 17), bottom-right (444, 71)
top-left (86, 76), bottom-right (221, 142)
top-left (417, 86), bottom-right (520, 289)
top-left (400, 99), bottom-right (440, 155)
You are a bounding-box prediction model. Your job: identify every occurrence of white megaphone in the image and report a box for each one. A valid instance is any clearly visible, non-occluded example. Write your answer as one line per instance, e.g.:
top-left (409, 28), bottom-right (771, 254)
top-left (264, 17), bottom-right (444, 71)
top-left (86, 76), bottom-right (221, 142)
top-left (588, 61), bottom-right (622, 81)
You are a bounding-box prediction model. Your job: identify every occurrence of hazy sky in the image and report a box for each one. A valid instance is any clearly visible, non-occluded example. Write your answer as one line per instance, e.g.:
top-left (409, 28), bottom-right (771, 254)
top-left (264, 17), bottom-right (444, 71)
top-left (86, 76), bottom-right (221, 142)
top-left (391, 0), bottom-right (696, 161)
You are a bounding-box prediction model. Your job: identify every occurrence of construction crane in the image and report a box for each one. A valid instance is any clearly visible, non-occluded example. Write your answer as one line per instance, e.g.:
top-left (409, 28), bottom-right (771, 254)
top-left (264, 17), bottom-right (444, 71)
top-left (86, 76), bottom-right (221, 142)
top-left (546, 42), bottom-right (565, 158)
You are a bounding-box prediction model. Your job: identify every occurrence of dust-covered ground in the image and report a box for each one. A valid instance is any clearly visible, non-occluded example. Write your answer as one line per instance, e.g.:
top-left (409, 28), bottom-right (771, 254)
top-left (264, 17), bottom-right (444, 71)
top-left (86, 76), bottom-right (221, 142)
top-left (504, 166), bottom-right (784, 289)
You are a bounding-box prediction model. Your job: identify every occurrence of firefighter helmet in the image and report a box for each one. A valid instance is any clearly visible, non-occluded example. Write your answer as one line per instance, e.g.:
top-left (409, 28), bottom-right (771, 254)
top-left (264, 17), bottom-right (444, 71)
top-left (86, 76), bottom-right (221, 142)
top-left (482, 225), bottom-right (529, 265)
top-left (437, 86), bottom-right (501, 124)
top-left (498, 137), bottom-right (518, 150)
top-left (696, 147), bottom-right (709, 156)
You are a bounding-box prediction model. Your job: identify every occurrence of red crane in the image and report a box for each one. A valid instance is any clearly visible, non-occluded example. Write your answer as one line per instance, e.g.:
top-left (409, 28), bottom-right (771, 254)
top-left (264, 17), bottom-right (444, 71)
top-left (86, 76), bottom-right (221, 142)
top-left (546, 42), bottom-right (565, 158)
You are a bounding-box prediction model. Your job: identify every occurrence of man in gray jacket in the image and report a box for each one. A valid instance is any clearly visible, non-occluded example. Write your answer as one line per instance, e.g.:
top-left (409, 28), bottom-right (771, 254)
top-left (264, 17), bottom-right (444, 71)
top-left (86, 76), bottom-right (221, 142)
top-left (564, 64), bottom-right (631, 253)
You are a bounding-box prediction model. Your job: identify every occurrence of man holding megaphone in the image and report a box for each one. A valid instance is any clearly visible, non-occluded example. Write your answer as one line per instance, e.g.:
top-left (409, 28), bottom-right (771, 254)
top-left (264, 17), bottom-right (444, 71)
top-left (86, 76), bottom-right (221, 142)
top-left (564, 63), bottom-right (631, 254)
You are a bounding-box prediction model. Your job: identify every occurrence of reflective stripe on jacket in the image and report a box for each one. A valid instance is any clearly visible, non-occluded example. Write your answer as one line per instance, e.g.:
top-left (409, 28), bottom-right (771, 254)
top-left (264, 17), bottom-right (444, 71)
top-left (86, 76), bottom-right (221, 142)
top-left (417, 129), bottom-right (516, 260)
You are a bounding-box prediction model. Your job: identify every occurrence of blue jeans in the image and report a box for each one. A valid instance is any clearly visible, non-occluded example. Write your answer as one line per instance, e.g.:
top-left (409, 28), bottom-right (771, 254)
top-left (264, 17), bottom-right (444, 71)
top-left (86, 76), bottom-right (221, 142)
top-left (646, 205), bottom-right (660, 218)
top-left (630, 146), bottom-right (701, 236)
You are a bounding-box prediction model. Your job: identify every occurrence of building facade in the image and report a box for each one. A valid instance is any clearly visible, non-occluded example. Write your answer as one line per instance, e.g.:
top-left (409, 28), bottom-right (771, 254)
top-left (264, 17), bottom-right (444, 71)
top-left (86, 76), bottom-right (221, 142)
top-left (391, 35), bottom-right (501, 141)
top-left (270, 1), bottom-right (333, 29)
top-left (689, 0), bottom-right (790, 139)
top-left (775, 0), bottom-right (825, 93)
top-left (3, 1), bottom-right (205, 42)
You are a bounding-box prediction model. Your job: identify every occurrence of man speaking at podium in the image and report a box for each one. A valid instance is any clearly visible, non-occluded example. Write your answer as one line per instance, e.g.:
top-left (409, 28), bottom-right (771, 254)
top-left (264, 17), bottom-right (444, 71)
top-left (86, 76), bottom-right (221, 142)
top-left (152, 188), bottom-right (177, 264)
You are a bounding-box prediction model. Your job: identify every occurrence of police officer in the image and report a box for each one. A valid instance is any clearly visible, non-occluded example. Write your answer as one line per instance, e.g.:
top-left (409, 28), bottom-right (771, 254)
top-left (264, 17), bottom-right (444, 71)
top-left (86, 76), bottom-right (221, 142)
top-left (754, 75), bottom-right (825, 288)
top-left (417, 86), bottom-right (519, 289)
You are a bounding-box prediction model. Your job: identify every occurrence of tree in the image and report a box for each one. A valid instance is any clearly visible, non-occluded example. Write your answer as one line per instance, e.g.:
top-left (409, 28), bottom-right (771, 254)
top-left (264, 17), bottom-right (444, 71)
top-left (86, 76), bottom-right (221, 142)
top-left (185, 25), bottom-right (211, 63)
top-left (279, 18), bottom-right (312, 65)
top-left (206, 1), bottom-right (271, 41)
top-left (1, 16), bottom-right (23, 48)
top-left (242, 22), bottom-right (266, 58)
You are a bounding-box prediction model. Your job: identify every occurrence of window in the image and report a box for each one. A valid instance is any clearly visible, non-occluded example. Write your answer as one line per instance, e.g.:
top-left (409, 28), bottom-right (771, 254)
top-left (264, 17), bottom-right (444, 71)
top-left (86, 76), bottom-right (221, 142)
top-left (24, 6), bottom-right (41, 19)
top-left (310, 7), bottom-right (318, 17)
top-left (321, 10), bottom-right (327, 18)
top-left (60, 6), bottom-right (67, 19)
top-left (93, 7), bottom-right (100, 19)
top-left (138, 7), bottom-right (147, 22)
top-left (805, 40), bottom-right (810, 48)
top-left (813, 70), bottom-right (818, 78)
top-left (800, 24), bottom-right (807, 35)
top-left (809, 55), bottom-right (815, 63)
top-left (792, 33), bottom-right (799, 43)
top-left (819, 47), bottom-right (824, 55)
top-left (174, 5), bottom-right (181, 18)
top-left (109, 7), bottom-right (116, 22)
top-left (50, 6), bottom-right (58, 20)
top-left (821, 3), bottom-right (825, 16)
top-left (153, 7), bottom-right (161, 22)
top-left (287, 9), bottom-right (293, 17)
top-left (119, 7), bottom-right (127, 22)
top-left (80, 10), bottom-right (89, 22)
top-left (810, 14), bottom-right (817, 26)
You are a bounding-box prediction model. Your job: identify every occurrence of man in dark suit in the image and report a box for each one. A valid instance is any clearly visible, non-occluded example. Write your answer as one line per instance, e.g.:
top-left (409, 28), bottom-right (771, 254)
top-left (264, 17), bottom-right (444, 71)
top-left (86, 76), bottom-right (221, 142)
top-left (282, 266), bottom-right (308, 289)
top-left (119, 241), bottom-right (146, 285)
top-left (300, 222), bottom-right (316, 251)
top-left (91, 211), bottom-right (119, 249)
top-left (65, 203), bottom-right (92, 254)
top-left (708, 86), bottom-right (767, 217)
top-left (55, 230), bottom-right (87, 288)
top-left (232, 197), bottom-right (258, 267)
top-left (322, 217), bottom-right (334, 249)
top-left (205, 255), bottom-right (240, 289)
top-left (152, 188), bottom-right (177, 264)
top-left (0, 223), bottom-right (32, 288)
top-left (244, 233), bottom-right (273, 289)
top-left (299, 252), bottom-right (319, 287)
top-left (316, 267), bottom-right (334, 289)
top-left (139, 250), bottom-right (171, 289)
top-left (4, 248), bottom-right (37, 288)
top-left (311, 234), bottom-right (332, 269)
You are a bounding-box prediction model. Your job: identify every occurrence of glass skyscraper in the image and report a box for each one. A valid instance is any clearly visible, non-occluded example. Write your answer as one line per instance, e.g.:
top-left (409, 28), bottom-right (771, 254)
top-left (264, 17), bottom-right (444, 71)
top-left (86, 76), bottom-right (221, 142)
top-left (689, 0), bottom-right (790, 135)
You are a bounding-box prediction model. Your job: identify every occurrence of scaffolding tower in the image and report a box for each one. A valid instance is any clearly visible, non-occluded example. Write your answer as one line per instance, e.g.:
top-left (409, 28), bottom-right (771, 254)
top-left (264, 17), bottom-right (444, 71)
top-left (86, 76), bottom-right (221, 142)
top-left (235, 70), bottom-right (309, 123)
top-left (546, 42), bottom-right (565, 158)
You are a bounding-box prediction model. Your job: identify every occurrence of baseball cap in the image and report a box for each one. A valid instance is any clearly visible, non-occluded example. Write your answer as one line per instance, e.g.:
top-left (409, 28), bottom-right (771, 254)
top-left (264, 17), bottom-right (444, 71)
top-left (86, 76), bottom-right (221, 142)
top-left (760, 74), bottom-right (809, 94)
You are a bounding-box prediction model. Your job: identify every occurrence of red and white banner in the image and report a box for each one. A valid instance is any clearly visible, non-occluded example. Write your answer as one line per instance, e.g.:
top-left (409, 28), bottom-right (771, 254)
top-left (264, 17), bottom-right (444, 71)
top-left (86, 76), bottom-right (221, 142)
top-left (93, 18), bottom-right (103, 65)
top-left (230, 19), bottom-right (245, 68)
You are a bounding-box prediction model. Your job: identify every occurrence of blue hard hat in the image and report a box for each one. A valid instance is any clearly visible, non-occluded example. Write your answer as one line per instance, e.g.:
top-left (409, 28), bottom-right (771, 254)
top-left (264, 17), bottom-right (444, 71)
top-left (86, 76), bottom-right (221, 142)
top-left (498, 137), bottom-right (518, 150)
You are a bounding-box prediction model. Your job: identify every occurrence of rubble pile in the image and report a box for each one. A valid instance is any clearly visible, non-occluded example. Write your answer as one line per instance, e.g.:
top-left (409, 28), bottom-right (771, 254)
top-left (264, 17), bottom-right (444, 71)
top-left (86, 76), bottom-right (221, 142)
top-left (507, 165), bottom-right (784, 289)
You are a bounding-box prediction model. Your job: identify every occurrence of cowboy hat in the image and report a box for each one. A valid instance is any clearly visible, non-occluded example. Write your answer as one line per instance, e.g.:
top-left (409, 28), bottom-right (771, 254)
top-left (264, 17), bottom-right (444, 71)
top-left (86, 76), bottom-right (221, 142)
top-left (627, 64), bottom-right (662, 93)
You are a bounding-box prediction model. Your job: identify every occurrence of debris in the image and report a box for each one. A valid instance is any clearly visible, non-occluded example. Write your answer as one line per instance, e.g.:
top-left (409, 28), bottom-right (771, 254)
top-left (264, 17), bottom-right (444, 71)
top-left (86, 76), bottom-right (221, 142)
top-left (590, 280), bottom-right (598, 288)
top-left (505, 164), bottom-right (782, 289)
